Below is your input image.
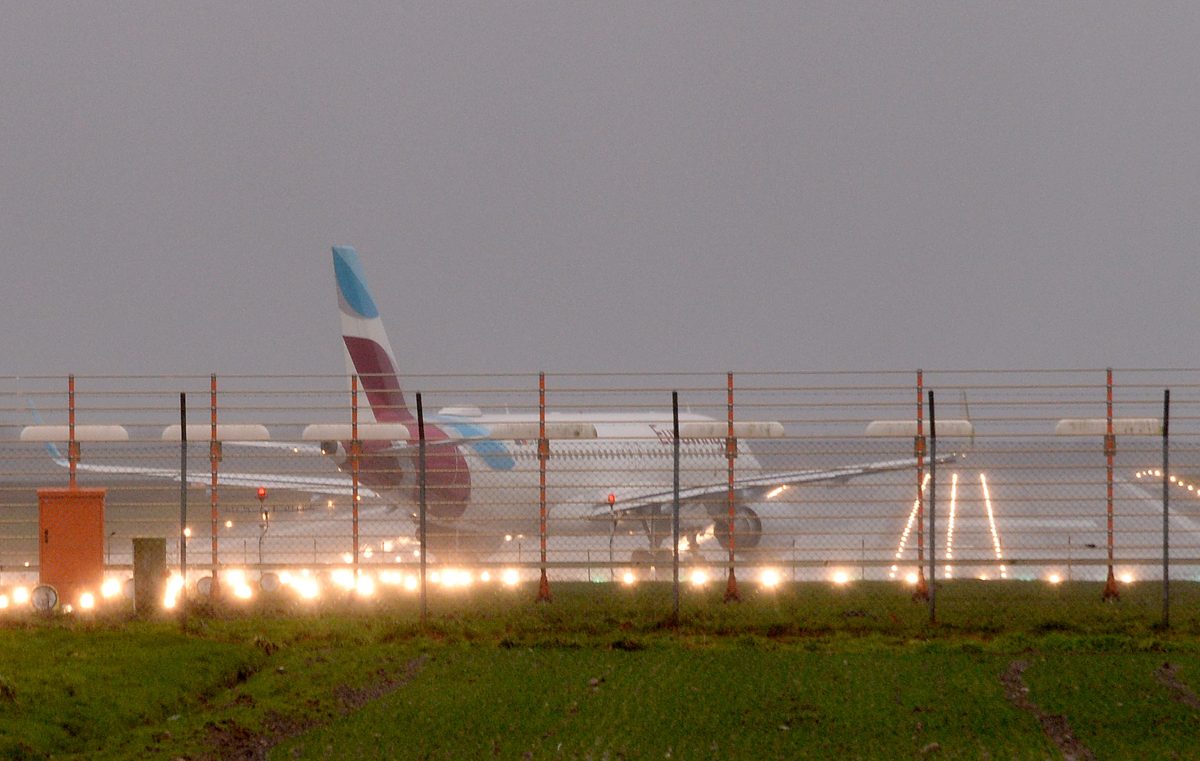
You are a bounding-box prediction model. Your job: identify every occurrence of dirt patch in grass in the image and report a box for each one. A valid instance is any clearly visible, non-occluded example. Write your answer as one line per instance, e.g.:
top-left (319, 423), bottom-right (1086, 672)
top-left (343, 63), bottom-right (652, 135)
top-left (198, 655), bottom-right (429, 760)
top-left (1154, 661), bottom-right (1200, 710)
top-left (333, 655), bottom-right (429, 712)
top-left (1001, 659), bottom-right (1095, 761)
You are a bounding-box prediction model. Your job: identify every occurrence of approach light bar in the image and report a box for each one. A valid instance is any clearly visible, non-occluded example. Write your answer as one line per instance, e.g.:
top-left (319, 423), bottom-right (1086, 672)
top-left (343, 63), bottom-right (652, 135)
top-left (20, 425), bottom-right (130, 442)
top-left (301, 423), bottom-right (411, 441)
top-left (864, 420), bottom-right (974, 438)
top-left (161, 424), bottom-right (270, 441)
top-left (678, 421), bottom-right (785, 439)
top-left (1054, 418), bottom-right (1162, 436)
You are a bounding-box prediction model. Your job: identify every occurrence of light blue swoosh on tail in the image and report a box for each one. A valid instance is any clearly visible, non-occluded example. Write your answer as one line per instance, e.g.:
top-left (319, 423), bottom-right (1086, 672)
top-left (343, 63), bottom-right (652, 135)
top-left (441, 422), bottom-right (516, 471)
top-left (332, 246), bottom-right (380, 319)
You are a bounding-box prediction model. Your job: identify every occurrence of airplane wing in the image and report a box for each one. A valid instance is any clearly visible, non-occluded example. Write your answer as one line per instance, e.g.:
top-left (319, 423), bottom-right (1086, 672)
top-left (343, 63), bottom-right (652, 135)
top-left (39, 444), bottom-right (373, 497)
top-left (586, 454), bottom-right (958, 520)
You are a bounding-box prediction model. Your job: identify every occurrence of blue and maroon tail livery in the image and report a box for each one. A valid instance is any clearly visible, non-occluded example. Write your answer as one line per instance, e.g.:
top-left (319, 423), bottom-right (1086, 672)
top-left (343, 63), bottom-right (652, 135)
top-left (333, 246), bottom-right (414, 424)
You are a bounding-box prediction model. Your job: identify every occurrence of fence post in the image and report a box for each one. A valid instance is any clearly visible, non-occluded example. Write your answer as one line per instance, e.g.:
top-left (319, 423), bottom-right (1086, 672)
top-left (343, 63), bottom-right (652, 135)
top-left (1103, 368), bottom-right (1119, 601)
top-left (913, 370), bottom-right (929, 600)
top-left (927, 390), bottom-right (937, 624)
top-left (416, 392), bottom-right (427, 627)
top-left (351, 377), bottom-right (361, 585)
top-left (68, 375), bottom-right (78, 489)
top-left (1162, 388), bottom-right (1170, 628)
top-left (537, 372), bottom-right (552, 602)
top-left (179, 392), bottom-right (188, 607)
top-left (724, 372), bottom-right (741, 602)
top-left (671, 390), bottom-right (680, 625)
top-left (209, 374), bottom-right (219, 597)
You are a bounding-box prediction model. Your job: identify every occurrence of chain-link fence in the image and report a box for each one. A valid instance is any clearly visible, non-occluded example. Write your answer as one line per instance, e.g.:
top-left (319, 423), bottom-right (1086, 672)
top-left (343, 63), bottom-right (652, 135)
top-left (1, 369), bottom-right (1197, 613)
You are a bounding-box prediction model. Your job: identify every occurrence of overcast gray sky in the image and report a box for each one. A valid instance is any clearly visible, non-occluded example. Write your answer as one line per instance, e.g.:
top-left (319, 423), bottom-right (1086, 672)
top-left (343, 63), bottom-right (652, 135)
top-left (2, 3), bottom-right (1198, 377)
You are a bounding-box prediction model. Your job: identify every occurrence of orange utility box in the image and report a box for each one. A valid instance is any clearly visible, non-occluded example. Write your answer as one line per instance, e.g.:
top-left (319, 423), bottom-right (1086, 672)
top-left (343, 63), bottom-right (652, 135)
top-left (38, 488), bottom-right (106, 604)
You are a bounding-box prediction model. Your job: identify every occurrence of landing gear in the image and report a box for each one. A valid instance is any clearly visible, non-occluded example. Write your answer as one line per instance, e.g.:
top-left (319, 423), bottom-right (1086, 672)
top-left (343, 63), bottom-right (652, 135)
top-left (631, 547), bottom-right (675, 567)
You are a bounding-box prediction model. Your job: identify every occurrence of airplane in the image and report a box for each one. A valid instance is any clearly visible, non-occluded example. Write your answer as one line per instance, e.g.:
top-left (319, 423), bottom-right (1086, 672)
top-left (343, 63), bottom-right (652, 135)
top-left (319, 246), bottom-right (954, 564)
top-left (24, 246), bottom-right (955, 567)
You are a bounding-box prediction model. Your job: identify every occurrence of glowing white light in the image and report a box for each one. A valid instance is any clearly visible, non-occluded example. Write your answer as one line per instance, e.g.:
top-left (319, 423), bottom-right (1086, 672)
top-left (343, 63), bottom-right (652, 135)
top-left (831, 570), bottom-right (849, 585)
top-left (331, 568), bottom-right (356, 590)
top-left (766, 485), bottom-right (787, 499)
top-left (383, 541), bottom-right (394, 553)
top-left (945, 473), bottom-right (959, 578)
top-left (163, 573), bottom-right (185, 608)
top-left (690, 569), bottom-right (709, 587)
top-left (233, 584), bottom-right (253, 600)
top-left (441, 569), bottom-right (472, 588)
top-left (362, 547), bottom-right (374, 559)
top-left (1047, 573), bottom-right (1062, 585)
top-left (980, 474), bottom-right (1007, 579)
top-left (480, 571), bottom-right (491, 582)
top-left (621, 571), bottom-right (636, 586)
top-left (403, 575), bottom-right (418, 591)
top-left (101, 578), bottom-right (121, 598)
top-left (326, 500), bottom-right (334, 508)
top-left (225, 520), bottom-right (233, 528)
top-left (183, 527), bottom-right (192, 538)
top-left (890, 474), bottom-right (930, 579)
top-left (12, 587), bottom-right (29, 605)
top-left (341, 553), bottom-right (353, 564)
top-left (501, 568), bottom-right (520, 587)
top-left (904, 572), bottom-right (919, 586)
top-left (0, 595), bottom-right (8, 610)
top-left (355, 574), bottom-right (376, 596)
top-left (760, 569), bottom-right (781, 588)
top-left (1120, 572), bottom-right (1134, 584)
top-left (293, 575), bottom-right (320, 599)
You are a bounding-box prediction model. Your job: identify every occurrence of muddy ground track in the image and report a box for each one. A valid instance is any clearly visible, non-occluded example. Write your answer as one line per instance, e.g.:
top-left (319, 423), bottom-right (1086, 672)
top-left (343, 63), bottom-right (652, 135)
top-left (196, 654), bottom-right (429, 761)
top-left (1002, 658), bottom-right (1200, 761)
top-left (1155, 661), bottom-right (1200, 710)
top-left (1001, 659), bottom-right (1096, 761)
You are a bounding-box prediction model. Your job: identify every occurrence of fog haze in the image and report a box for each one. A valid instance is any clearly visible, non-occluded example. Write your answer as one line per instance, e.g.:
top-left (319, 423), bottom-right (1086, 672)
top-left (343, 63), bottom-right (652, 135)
top-left (3, 3), bottom-right (1198, 376)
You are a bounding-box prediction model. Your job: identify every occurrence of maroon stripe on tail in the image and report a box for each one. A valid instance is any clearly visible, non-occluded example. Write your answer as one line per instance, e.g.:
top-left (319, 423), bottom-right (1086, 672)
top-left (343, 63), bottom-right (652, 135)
top-left (343, 336), bottom-right (415, 423)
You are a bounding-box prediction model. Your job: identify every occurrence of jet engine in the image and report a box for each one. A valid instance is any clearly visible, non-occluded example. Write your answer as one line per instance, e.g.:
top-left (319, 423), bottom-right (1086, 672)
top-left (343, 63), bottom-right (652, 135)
top-left (708, 500), bottom-right (796, 560)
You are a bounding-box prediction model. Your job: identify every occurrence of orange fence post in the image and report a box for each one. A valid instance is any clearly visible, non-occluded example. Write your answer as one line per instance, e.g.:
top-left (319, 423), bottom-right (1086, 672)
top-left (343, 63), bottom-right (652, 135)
top-left (1103, 368), bottom-right (1119, 601)
top-left (210, 374), bottom-right (220, 596)
top-left (723, 371), bottom-right (741, 602)
top-left (351, 376), bottom-right (361, 581)
top-left (536, 372), bottom-right (552, 602)
top-left (912, 370), bottom-right (929, 600)
top-left (67, 375), bottom-right (78, 489)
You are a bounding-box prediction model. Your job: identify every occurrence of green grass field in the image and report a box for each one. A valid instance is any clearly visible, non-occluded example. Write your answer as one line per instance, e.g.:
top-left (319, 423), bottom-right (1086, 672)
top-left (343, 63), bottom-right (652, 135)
top-left (2, 581), bottom-right (1200, 759)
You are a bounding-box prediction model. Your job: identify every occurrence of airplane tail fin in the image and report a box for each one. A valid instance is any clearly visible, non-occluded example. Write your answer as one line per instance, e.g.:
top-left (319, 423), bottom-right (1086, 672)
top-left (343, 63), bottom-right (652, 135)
top-left (332, 246), bottom-right (415, 424)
